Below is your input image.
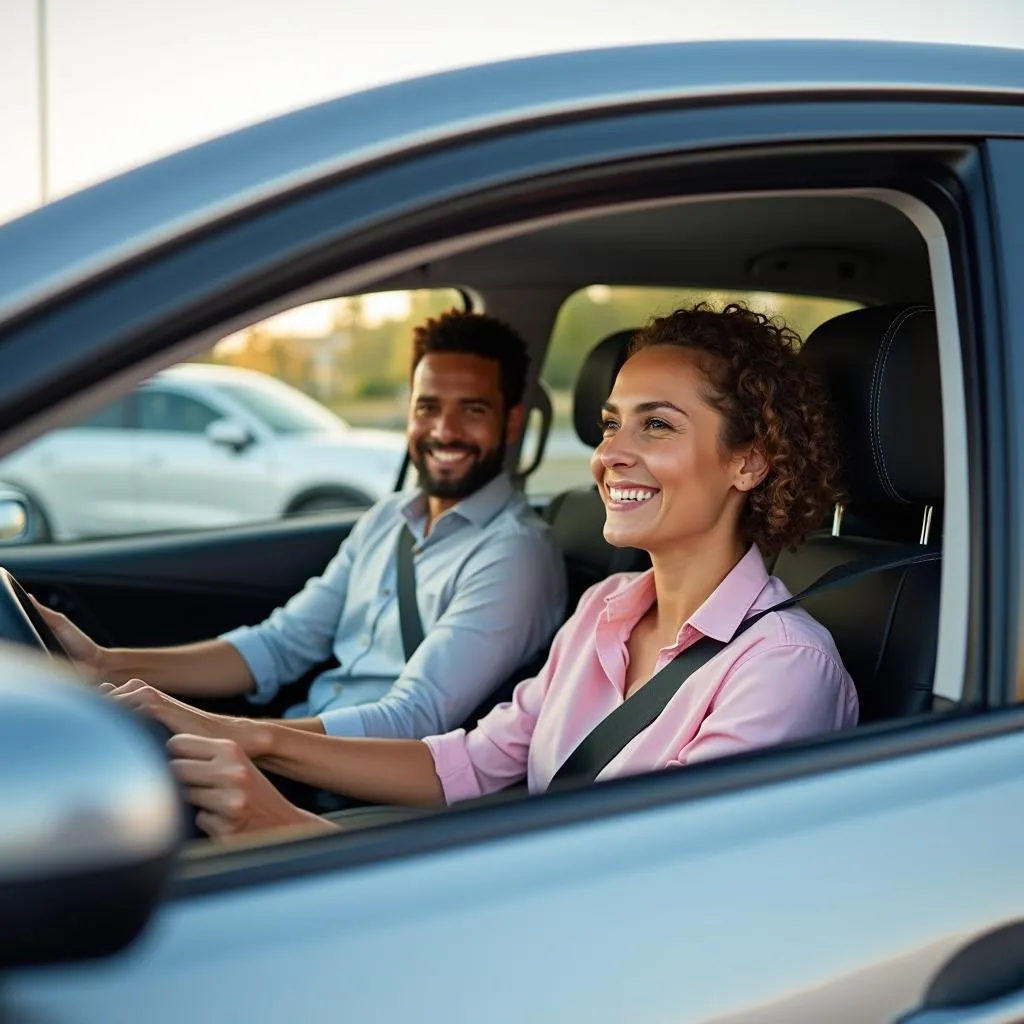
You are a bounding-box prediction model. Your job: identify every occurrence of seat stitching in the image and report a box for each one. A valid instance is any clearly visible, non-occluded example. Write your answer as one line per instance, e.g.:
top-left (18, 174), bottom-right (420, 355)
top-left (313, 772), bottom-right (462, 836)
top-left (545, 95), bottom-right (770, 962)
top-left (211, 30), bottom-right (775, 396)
top-left (876, 306), bottom-right (930, 503)
top-left (867, 314), bottom-right (900, 502)
top-left (872, 306), bottom-right (929, 504)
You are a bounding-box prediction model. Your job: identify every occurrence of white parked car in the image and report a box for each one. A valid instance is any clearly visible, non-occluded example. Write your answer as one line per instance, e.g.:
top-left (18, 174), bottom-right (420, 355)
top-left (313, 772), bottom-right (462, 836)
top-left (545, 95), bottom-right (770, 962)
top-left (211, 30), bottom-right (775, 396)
top-left (0, 363), bottom-right (407, 541)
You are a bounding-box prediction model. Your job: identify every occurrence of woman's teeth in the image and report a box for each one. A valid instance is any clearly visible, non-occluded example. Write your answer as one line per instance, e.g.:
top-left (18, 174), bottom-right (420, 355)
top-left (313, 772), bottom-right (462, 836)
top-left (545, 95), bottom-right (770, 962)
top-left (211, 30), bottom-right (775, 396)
top-left (608, 486), bottom-right (657, 504)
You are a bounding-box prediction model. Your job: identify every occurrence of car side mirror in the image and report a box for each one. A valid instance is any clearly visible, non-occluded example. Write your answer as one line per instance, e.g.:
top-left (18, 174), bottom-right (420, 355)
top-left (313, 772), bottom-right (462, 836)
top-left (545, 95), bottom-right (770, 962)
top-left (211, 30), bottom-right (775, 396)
top-left (0, 650), bottom-right (181, 968)
top-left (0, 494), bottom-right (29, 544)
top-left (206, 418), bottom-right (253, 452)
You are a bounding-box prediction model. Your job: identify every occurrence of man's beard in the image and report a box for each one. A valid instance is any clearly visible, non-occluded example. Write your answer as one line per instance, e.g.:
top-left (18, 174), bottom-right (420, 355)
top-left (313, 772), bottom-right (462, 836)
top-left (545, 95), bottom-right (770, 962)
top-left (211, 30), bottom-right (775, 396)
top-left (411, 439), bottom-right (507, 500)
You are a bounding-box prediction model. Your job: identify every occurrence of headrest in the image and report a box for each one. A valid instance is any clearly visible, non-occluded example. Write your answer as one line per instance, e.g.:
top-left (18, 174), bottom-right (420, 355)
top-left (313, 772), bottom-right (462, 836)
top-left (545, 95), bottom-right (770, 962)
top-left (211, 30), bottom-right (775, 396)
top-left (573, 329), bottom-right (634, 447)
top-left (801, 304), bottom-right (943, 506)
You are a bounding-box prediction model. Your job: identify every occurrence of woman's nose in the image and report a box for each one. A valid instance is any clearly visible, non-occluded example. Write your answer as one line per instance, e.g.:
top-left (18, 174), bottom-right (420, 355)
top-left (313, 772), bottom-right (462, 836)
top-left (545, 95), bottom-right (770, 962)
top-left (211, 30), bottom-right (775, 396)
top-left (597, 430), bottom-right (636, 468)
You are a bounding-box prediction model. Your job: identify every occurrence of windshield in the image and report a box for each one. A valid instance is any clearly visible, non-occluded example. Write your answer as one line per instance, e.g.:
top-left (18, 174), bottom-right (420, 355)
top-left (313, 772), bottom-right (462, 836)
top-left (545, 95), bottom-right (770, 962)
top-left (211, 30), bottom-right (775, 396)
top-left (213, 379), bottom-right (347, 435)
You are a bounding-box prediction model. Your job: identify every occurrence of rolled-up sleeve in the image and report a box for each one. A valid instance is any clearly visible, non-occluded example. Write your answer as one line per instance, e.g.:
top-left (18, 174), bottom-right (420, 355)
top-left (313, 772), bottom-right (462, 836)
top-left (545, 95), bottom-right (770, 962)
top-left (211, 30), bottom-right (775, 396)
top-left (221, 522), bottom-right (361, 704)
top-left (320, 528), bottom-right (565, 739)
top-left (676, 643), bottom-right (858, 767)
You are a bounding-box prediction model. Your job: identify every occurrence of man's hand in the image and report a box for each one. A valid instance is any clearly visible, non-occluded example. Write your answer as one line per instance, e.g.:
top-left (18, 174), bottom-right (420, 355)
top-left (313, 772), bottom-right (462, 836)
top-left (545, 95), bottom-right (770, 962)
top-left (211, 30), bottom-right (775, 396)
top-left (30, 596), bottom-right (107, 672)
top-left (167, 734), bottom-right (335, 839)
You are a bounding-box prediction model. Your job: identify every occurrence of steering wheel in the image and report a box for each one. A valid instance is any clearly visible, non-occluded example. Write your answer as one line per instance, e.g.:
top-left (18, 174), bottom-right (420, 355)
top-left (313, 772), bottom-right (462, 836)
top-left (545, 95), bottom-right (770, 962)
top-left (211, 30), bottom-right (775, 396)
top-left (0, 569), bottom-right (206, 839)
top-left (0, 568), bottom-right (74, 660)
top-left (0, 568), bottom-right (206, 841)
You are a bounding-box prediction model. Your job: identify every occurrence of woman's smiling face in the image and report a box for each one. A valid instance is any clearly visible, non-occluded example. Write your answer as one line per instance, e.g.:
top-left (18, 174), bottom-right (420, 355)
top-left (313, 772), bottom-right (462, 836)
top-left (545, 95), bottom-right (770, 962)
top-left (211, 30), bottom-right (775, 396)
top-left (591, 345), bottom-right (762, 556)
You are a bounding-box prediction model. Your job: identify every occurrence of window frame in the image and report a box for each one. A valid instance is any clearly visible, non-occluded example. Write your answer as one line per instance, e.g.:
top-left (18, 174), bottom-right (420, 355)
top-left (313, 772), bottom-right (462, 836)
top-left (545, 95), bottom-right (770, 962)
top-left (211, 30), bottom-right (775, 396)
top-left (69, 393), bottom-right (135, 431)
top-left (0, 99), bottom-right (1014, 894)
top-left (527, 285), bottom-right (867, 498)
top-left (973, 140), bottom-right (1024, 708)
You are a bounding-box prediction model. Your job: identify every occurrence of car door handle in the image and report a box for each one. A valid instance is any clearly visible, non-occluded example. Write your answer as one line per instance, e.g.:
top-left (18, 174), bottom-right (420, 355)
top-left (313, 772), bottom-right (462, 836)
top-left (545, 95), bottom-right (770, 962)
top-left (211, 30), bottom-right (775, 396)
top-left (896, 988), bottom-right (1024, 1024)
top-left (897, 921), bottom-right (1024, 1024)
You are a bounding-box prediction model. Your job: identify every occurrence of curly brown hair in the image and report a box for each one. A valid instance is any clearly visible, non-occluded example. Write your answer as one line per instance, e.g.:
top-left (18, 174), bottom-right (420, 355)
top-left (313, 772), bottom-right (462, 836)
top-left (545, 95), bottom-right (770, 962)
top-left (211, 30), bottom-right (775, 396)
top-left (628, 302), bottom-right (844, 555)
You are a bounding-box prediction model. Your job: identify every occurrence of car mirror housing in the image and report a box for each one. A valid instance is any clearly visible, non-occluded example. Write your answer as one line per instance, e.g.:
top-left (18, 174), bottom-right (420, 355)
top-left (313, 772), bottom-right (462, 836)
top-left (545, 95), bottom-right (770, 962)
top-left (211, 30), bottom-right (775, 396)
top-left (206, 418), bottom-right (253, 452)
top-left (0, 493), bottom-right (29, 544)
top-left (0, 649), bottom-right (181, 969)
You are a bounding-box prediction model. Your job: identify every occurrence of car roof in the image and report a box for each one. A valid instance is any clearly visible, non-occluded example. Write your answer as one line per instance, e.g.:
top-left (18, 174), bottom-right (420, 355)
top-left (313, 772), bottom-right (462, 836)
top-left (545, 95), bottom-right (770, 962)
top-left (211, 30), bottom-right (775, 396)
top-left (149, 364), bottom-right (288, 388)
top-left (0, 40), bottom-right (1022, 328)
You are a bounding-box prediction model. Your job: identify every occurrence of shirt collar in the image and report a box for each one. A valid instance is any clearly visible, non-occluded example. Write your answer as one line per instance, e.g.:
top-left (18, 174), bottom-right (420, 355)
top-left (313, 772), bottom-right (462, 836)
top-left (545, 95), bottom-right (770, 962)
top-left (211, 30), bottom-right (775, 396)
top-left (399, 471), bottom-right (515, 534)
top-left (687, 544), bottom-right (771, 642)
top-left (603, 544), bottom-right (770, 644)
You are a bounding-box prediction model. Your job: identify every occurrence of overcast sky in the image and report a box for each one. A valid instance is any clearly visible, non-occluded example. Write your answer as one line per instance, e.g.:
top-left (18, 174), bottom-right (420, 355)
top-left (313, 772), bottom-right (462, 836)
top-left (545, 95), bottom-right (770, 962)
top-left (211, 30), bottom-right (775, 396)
top-left (2, 0), bottom-right (1024, 223)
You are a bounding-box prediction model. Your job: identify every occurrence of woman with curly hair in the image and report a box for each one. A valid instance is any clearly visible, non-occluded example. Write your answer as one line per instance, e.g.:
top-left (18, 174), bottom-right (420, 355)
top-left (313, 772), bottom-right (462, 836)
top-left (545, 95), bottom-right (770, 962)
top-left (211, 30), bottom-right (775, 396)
top-left (134, 303), bottom-right (857, 837)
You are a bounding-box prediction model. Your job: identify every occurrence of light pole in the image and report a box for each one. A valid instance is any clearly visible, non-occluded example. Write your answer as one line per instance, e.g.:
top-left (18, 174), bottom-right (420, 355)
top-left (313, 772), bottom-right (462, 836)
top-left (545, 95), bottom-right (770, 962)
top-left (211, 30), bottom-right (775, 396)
top-left (36, 0), bottom-right (49, 204)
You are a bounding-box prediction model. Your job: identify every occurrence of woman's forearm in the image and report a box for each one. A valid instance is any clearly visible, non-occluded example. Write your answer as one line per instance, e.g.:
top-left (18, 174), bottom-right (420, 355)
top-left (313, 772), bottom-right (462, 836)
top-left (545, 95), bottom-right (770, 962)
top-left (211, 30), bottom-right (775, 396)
top-left (246, 723), bottom-right (446, 808)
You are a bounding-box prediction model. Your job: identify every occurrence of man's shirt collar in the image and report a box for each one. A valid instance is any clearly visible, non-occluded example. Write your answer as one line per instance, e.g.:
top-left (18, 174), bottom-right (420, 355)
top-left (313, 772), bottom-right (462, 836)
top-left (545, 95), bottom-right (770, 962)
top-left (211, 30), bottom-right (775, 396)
top-left (400, 472), bottom-right (516, 538)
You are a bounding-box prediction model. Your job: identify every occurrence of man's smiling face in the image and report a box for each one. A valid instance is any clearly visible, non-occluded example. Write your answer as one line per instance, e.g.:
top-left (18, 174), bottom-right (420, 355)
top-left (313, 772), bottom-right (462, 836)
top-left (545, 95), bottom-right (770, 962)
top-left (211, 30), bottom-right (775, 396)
top-left (407, 351), bottom-right (519, 505)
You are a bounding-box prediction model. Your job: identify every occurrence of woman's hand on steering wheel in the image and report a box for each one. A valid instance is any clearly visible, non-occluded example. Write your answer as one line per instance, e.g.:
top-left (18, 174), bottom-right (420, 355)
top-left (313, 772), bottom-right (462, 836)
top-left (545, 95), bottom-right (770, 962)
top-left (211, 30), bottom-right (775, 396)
top-left (100, 681), bottom-right (339, 842)
top-left (166, 733), bottom-right (333, 840)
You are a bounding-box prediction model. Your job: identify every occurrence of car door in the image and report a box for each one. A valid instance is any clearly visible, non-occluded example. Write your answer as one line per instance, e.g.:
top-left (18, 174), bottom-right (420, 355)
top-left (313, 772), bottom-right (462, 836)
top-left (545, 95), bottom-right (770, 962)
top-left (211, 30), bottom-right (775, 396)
top-left (133, 384), bottom-right (278, 533)
top-left (0, 510), bottom-right (362, 654)
top-left (2, 42), bottom-right (1024, 1024)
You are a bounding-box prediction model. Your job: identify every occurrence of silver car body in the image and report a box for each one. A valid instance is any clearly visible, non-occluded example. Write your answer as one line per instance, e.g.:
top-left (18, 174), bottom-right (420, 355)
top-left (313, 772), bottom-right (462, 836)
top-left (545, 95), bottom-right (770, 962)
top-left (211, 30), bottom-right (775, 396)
top-left (2, 38), bottom-right (1024, 1024)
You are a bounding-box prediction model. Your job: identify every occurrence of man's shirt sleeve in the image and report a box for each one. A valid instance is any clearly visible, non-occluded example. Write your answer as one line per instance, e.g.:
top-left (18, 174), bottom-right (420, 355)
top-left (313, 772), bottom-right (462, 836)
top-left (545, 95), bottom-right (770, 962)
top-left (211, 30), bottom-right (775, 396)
top-left (319, 528), bottom-right (566, 737)
top-left (220, 512), bottom-right (369, 704)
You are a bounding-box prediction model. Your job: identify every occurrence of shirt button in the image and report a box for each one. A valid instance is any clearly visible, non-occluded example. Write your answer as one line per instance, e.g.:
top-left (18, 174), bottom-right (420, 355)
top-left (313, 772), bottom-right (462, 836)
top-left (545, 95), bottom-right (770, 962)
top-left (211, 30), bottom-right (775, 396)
top-left (333, 683), bottom-right (341, 695)
top-left (382, 588), bottom-right (391, 597)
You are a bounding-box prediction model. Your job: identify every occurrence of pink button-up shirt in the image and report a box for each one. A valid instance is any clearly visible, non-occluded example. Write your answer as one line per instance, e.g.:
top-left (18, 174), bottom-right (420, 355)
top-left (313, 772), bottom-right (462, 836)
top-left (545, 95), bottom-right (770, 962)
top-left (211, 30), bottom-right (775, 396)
top-left (425, 545), bottom-right (858, 804)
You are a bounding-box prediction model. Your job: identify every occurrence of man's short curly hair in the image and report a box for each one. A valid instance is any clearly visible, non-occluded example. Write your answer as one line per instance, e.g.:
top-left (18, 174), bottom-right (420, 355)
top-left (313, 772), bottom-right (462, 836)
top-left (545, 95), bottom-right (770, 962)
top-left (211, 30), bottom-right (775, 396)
top-left (628, 302), bottom-right (844, 556)
top-left (411, 309), bottom-right (530, 410)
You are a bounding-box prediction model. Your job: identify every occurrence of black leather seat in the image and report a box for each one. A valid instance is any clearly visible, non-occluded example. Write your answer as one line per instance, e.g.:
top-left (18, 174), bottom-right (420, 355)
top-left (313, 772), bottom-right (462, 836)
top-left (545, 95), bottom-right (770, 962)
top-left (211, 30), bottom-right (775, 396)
top-left (542, 330), bottom-right (649, 610)
top-left (773, 304), bottom-right (944, 723)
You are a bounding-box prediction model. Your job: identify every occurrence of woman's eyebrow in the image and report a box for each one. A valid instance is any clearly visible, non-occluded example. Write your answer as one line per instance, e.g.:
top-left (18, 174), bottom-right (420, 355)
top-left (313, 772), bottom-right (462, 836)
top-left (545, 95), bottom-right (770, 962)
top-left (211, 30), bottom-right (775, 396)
top-left (602, 400), bottom-right (688, 416)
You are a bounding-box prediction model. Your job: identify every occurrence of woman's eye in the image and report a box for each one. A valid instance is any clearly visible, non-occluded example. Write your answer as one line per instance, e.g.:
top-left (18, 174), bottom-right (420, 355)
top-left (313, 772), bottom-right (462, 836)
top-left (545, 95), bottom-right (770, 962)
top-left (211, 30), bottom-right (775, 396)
top-left (600, 419), bottom-right (618, 434)
top-left (646, 417), bottom-right (672, 431)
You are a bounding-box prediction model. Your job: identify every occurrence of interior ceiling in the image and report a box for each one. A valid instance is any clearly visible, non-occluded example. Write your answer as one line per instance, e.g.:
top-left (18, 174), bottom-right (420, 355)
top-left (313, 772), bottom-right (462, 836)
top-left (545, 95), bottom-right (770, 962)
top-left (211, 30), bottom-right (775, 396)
top-left (373, 195), bottom-right (932, 305)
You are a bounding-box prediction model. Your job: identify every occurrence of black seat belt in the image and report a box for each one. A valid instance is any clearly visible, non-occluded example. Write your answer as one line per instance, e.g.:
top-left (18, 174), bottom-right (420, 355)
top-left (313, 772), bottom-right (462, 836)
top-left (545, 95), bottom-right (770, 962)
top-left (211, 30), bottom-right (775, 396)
top-left (396, 525), bottom-right (425, 660)
top-left (550, 546), bottom-right (941, 786)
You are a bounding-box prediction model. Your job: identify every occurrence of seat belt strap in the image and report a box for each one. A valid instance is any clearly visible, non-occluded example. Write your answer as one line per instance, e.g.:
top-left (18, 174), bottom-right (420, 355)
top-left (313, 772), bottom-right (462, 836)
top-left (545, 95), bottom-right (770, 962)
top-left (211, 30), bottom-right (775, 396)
top-left (396, 524), bottom-right (426, 661)
top-left (550, 546), bottom-right (941, 786)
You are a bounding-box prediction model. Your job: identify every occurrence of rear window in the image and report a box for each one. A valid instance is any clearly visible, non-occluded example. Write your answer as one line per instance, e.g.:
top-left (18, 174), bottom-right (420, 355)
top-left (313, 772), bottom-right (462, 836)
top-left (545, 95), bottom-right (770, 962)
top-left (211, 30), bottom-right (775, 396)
top-left (527, 287), bottom-right (861, 496)
top-left (213, 379), bottom-right (347, 436)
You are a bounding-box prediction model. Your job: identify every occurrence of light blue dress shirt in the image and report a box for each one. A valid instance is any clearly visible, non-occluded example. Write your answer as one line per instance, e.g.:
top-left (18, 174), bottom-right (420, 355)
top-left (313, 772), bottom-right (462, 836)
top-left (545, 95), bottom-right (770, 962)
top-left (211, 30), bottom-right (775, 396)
top-left (221, 473), bottom-right (567, 739)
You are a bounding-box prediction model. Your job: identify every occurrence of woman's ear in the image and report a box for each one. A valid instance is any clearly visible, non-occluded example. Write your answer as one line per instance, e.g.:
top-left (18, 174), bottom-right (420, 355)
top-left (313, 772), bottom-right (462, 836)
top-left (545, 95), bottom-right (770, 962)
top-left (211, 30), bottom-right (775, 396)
top-left (734, 447), bottom-right (769, 492)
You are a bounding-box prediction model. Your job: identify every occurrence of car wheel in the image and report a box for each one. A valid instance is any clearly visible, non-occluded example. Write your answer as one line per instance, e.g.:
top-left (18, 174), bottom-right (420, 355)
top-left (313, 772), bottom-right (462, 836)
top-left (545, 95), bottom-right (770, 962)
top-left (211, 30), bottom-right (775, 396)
top-left (288, 488), bottom-right (374, 516)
